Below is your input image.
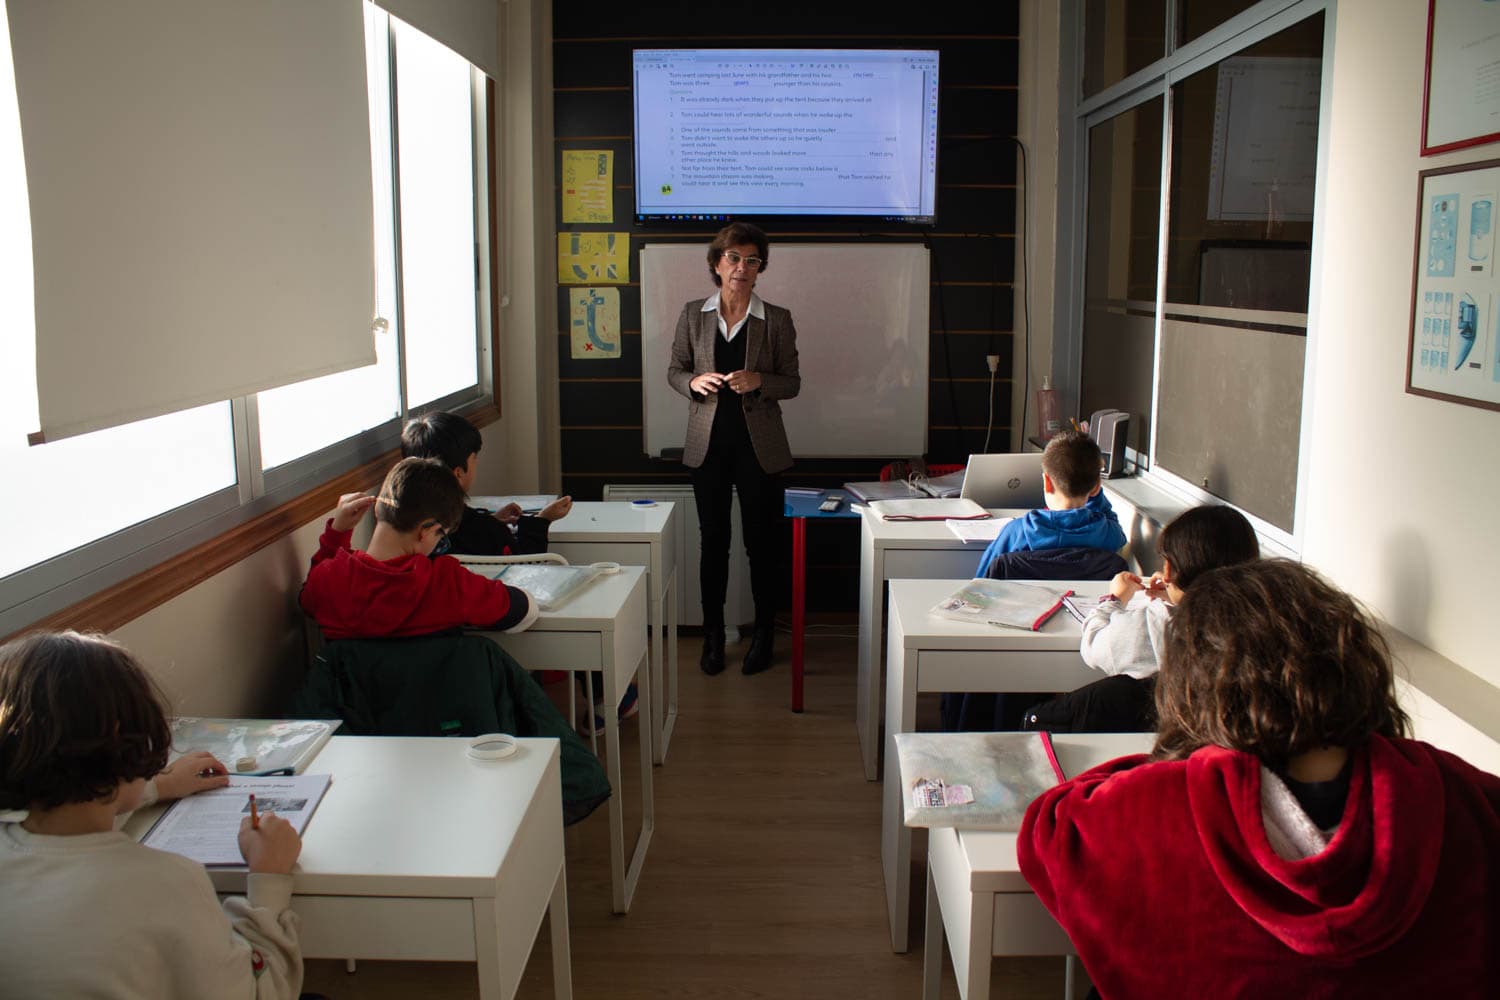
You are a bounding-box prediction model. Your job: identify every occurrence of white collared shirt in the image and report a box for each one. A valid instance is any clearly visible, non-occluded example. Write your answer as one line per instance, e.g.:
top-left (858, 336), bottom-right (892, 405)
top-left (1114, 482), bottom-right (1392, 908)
top-left (702, 291), bottom-right (764, 342)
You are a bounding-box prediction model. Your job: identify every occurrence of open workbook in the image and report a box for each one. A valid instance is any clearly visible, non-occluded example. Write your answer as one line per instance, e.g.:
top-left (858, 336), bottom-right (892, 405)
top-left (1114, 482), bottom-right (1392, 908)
top-left (895, 731), bottom-right (1063, 831)
top-left (142, 773), bottom-right (331, 866)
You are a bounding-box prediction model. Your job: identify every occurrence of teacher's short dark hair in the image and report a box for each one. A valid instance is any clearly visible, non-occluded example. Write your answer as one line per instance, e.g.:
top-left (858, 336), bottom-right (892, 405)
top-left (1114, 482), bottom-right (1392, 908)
top-left (707, 222), bottom-right (770, 286)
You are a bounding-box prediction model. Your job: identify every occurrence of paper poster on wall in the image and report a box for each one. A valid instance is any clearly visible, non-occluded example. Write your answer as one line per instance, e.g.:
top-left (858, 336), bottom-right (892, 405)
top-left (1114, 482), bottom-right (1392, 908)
top-left (561, 150), bottom-right (613, 224)
top-left (1423, 0), bottom-right (1500, 154)
top-left (557, 232), bottom-right (629, 284)
top-left (1408, 159), bottom-right (1500, 412)
top-left (569, 287), bottom-right (621, 359)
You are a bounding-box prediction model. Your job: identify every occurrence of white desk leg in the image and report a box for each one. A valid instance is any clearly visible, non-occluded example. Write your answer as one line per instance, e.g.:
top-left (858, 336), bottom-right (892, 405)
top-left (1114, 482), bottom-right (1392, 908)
top-left (549, 865), bottom-right (574, 1000)
top-left (923, 866), bottom-right (944, 1000)
top-left (856, 526), bottom-right (882, 781)
top-left (963, 889), bottom-right (995, 1000)
top-left (472, 897), bottom-right (504, 1000)
top-left (882, 626), bottom-right (918, 952)
top-left (650, 567), bottom-right (678, 765)
top-left (605, 649), bottom-right (654, 913)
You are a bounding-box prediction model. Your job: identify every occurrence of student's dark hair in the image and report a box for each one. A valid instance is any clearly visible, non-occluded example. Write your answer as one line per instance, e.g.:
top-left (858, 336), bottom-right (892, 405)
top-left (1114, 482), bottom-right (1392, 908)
top-left (1041, 430), bottom-right (1104, 499)
top-left (374, 457), bottom-right (466, 534)
top-left (706, 221), bottom-right (771, 286)
top-left (400, 411), bottom-right (483, 474)
top-left (0, 631), bottom-right (172, 811)
top-left (1153, 559), bottom-right (1409, 765)
top-left (1159, 504), bottom-right (1260, 589)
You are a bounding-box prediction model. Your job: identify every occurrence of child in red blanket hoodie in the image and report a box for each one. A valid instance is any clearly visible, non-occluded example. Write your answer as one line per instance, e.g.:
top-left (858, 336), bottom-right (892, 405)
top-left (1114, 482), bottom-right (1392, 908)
top-left (1020, 560), bottom-right (1499, 999)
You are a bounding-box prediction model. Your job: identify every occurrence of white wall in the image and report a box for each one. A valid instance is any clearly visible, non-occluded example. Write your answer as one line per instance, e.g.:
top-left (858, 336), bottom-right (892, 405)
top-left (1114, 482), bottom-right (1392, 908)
top-left (1302, 0), bottom-right (1500, 689)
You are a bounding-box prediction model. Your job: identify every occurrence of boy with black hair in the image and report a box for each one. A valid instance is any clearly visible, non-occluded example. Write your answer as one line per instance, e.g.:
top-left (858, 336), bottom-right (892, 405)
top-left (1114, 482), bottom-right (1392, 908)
top-left (976, 430), bottom-right (1126, 577)
top-left (400, 411), bottom-right (572, 556)
top-left (299, 457), bottom-right (537, 639)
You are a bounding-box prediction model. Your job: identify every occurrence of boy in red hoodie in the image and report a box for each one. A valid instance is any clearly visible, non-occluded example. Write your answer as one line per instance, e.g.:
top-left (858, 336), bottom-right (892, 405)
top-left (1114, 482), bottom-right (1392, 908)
top-left (300, 458), bottom-right (536, 639)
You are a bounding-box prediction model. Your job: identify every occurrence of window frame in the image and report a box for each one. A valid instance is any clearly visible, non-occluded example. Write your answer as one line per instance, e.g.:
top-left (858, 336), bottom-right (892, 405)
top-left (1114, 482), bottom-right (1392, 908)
top-left (1057, 0), bottom-right (1335, 553)
top-left (0, 15), bottom-right (499, 640)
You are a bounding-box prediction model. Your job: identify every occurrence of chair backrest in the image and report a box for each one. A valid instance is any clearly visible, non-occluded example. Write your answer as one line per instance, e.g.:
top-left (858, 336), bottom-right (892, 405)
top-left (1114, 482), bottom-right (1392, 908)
top-left (984, 546), bottom-right (1128, 582)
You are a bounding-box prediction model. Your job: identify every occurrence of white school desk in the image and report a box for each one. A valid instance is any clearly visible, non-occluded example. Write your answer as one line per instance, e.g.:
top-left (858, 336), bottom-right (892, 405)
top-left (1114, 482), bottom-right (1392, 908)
top-left (881, 578), bottom-right (1109, 952)
top-left (546, 501), bottom-right (679, 764)
top-left (129, 736), bottom-right (572, 1000)
top-left (480, 566), bottom-right (653, 914)
top-left (856, 509), bottom-right (1028, 781)
top-left (923, 733), bottom-right (1155, 1000)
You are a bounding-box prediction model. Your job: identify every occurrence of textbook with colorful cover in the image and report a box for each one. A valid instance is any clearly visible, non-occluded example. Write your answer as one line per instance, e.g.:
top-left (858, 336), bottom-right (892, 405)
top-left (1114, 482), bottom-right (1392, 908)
top-left (169, 718), bottom-right (339, 776)
top-left (895, 731), bottom-right (1063, 830)
top-left (929, 579), bottom-right (1073, 630)
top-left (142, 773), bottom-right (332, 866)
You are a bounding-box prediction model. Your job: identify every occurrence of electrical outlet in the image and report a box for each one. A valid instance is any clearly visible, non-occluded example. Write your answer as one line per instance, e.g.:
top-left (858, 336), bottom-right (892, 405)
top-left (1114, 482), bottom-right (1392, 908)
top-left (985, 354), bottom-right (1000, 373)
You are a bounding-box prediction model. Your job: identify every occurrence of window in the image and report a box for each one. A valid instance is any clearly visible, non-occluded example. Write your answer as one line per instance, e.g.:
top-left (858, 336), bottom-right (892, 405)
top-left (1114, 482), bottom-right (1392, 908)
top-left (0, 0), bottom-right (492, 633)
top-left (1067, 1), bottom-right (1326, 540)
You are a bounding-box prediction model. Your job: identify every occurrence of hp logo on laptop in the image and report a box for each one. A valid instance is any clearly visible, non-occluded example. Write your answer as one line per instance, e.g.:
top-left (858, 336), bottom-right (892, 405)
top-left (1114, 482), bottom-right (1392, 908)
top-left (1007, 477), bottom-right (1021, 490)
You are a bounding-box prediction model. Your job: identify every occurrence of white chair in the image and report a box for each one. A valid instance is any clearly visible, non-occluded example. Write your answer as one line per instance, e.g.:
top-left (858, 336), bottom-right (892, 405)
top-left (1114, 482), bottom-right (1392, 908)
top-left (456, 553), bottom-right (602, 751)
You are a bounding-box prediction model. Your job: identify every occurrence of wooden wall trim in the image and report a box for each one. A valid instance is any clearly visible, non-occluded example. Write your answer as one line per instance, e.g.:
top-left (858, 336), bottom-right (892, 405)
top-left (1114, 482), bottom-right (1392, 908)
top-left (7, 407), bottom-right (503, 641)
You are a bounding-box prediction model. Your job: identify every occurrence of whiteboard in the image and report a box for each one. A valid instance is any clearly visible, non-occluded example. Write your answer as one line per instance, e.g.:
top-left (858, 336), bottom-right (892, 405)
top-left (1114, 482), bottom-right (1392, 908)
top-left (641, 243), bottom-right (930, 459)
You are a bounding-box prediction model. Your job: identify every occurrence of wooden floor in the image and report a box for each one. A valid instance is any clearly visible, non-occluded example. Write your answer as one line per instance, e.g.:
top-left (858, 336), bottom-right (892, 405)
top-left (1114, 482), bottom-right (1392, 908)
top-left (303, 623), bottom-right (1070, 999)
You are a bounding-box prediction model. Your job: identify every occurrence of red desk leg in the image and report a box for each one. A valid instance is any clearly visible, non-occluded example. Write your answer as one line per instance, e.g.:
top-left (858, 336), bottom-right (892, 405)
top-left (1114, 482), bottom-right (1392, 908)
top-left (791, 515), bottom-right (806, 712)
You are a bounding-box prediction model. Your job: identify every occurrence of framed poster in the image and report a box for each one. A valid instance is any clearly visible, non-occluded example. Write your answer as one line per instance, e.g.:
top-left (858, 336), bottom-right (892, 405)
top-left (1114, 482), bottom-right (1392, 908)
top-left (1422, 0), bottom-right (1500, 155)
top-left (1408, 159), bottom-right (1500, 411)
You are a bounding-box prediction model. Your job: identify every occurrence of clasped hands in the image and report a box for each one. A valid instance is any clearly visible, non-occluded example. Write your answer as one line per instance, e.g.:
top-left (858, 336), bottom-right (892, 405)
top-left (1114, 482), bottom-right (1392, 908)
top-left (691, 370), bottom-right (762, 395)
top-left (1110, 570), bottom-right (1167, 603)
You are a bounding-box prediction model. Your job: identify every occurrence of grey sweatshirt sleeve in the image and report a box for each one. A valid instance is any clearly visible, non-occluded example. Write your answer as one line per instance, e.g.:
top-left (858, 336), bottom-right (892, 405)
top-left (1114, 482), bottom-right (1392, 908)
top-left (1078, 596), bottom-right (1170, 680)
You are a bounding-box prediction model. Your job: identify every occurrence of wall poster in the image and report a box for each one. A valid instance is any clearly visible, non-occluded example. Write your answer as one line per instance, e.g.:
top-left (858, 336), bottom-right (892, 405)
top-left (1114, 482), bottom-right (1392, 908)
top-left (1408, 158), bottom-right (1500, 411)
top-left (1422, 0), bottom-right (1500, 155)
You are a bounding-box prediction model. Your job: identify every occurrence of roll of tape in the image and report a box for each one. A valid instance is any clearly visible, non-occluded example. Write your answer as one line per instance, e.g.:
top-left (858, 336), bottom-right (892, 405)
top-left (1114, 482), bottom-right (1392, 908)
top-left (630, 498), bottom-right (656, 507)
top-left (467, 734), bottom-right (518, 760)
top-left (591, 561), bottom-right (621, 574)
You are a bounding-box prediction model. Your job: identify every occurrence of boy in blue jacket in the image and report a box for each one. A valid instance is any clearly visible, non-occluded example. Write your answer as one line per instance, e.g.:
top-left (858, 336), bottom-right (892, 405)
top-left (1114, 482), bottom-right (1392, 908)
top-left (976, 430), bottom-right (1125, 576)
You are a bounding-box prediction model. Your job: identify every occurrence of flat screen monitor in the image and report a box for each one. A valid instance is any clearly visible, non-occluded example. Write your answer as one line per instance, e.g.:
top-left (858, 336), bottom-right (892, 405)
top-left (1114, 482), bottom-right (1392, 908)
top-left (632, 49), bottom-right (939, 225)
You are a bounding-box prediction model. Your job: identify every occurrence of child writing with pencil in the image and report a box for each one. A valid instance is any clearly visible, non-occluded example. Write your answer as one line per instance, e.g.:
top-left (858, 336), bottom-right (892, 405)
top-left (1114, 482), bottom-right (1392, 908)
top-left (0, 631), bottom-right (305, 998)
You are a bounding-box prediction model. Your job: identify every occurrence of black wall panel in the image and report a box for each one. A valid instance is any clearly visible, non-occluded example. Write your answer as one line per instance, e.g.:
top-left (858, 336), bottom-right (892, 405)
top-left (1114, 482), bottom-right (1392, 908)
top-left (552, 2), bottom-right (1019, 611)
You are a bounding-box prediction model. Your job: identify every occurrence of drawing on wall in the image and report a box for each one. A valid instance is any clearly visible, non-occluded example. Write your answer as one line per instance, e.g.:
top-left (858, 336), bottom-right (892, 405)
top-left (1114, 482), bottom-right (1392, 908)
top-left (561, 150), bottom-right (613, 224)
top-left (1408, 159), bottom-right (1500, 411)
top-left (569, 287), bottom-right (621, 359)
top-left (1423, 0), bottom-right (1500, 155)
top-left (557, 232), bottom-right (629, 285)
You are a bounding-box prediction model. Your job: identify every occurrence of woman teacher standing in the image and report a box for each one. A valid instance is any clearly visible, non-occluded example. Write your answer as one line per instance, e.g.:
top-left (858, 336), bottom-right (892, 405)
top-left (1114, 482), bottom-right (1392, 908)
top-left (667, 222), bottom-right (800, 676)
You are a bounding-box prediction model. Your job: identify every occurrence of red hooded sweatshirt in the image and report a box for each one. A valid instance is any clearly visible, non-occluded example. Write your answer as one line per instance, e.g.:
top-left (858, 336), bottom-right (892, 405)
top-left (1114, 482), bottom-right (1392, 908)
top-left (1019, 737), bottom-right (1499, 998)
top-left (299, 521), bottom-right (533, 640)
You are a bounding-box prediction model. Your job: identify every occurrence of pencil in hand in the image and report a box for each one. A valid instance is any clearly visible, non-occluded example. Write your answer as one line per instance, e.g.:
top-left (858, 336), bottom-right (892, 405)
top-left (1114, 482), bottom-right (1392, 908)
top-left (249, 793), bottom-right (259, 830)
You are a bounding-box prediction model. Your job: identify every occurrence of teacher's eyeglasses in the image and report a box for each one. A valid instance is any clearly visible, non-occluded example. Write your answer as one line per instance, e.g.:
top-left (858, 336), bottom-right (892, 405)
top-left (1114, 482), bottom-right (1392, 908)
top-left (723, 251), bottom-right (763, 270)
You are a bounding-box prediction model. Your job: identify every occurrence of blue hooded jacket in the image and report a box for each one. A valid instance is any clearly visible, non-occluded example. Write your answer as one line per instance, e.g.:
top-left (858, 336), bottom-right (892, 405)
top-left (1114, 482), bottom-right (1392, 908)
top-left (976, 490), bottom-right (1126, 577)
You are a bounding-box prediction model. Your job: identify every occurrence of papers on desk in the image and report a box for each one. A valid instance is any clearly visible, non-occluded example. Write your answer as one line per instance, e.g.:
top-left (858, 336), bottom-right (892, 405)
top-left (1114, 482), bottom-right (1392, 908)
top-left (142, 774), bottom-right (331, 866)
top-left (470, 495), bottom-right (559, 515)
top-left (930, 579), bottom-right (1072, 631)
top-left (896, 732), bottom-right (1063, 831)
top-left (868, 498), bottom-right (990, 521)
top-left (170, 717), bottom-right (339, 776)
top-left (946, 518), bottom-right (1012, 543)
top-left (846, 469), bottom-right (966, 502)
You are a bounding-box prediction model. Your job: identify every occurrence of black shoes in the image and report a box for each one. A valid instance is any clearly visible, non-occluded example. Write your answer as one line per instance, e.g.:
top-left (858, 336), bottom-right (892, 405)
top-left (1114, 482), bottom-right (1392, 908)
top-left (700, 626), bottom-right (726, 675)
top-left (742, 625), bottom-right (775, 675)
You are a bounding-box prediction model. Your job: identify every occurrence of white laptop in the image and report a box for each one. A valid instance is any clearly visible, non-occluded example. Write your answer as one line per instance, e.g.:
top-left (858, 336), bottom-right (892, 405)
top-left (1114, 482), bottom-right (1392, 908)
top-left (958, 453), bottom-right (1046, 510)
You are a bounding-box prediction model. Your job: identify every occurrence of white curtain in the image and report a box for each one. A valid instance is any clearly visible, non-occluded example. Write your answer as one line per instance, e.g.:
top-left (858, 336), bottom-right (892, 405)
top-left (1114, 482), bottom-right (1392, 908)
top-left (8, 0), bottom-right (377, 442)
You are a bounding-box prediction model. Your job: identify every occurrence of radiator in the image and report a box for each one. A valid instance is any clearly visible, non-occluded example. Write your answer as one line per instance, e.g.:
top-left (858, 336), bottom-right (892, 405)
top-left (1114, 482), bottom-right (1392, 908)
top-left (602, 484), bottom-right (753, 641)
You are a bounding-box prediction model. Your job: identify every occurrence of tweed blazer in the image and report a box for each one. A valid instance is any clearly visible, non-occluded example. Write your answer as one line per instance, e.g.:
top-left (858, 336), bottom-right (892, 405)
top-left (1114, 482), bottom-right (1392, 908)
top-left (666, 296), bottom-right (801, 472)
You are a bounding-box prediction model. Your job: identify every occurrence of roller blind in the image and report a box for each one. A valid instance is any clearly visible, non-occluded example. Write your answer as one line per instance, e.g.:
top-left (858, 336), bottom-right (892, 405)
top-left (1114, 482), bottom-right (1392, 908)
top-left (372, 0), bottom-right (499, 80)
top-left (7, 0), bottom-right (377, 443)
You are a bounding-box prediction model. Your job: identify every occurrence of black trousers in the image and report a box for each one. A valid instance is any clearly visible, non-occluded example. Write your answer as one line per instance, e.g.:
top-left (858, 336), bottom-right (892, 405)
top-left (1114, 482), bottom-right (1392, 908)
top-left (690, 429), bottom-right (782, 630)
